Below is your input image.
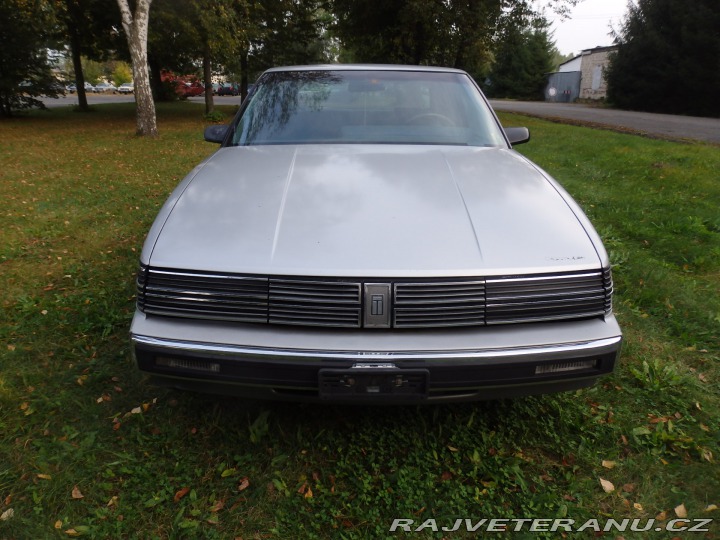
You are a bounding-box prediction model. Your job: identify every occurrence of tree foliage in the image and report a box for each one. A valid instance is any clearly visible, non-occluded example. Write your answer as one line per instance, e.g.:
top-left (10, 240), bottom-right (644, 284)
top-left (331, 0), bottom-right (507, 79)
top-left (53, 0), bottom-right (124, 110)
top-left (606, 0), bottom-right (720, 117)
top-left (0, 0), bottom-right (62, 117)
top-left (330, 0), bottom-right (575, 84)
top-left (486, 17), bottom-right (556, 100)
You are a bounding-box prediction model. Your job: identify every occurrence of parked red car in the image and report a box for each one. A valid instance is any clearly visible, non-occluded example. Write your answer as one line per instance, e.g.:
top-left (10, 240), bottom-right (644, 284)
top-left (178, 81), bottom-right (205, 98)
top-left (160, 70), bottom-right (205, 98)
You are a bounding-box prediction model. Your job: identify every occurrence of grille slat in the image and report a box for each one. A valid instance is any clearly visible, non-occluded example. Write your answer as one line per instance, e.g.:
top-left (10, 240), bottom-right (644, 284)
top-left (394, 281), bottom-right (486, 328)
top-left (269, 280), bottom-right (362, 327)
top-left (486, 272), bottom-right (609, 324)
top-left (137, 266), bottom-right (613, 328)
top-left (139, 268), bottom-right (269, 323)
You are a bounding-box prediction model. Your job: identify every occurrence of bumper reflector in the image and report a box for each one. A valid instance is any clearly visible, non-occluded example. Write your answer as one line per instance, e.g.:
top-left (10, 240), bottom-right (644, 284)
top-left (535, 359), bottom-right (596, 375)
top-left (156, 357), bottom-right (220, 373)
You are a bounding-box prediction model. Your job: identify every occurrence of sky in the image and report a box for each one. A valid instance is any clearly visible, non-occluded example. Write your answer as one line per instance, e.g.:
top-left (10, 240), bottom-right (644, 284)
top-left (544, 0), bottom-right (632, 56)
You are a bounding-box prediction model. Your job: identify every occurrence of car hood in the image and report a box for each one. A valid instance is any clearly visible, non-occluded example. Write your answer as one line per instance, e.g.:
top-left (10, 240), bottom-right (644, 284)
top-left (145, 145), bottom-right (603, 277)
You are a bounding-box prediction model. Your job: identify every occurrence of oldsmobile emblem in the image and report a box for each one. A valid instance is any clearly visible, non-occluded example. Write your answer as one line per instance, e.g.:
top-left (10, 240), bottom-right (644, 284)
top-left (364, 284), bottom-right (392, 328)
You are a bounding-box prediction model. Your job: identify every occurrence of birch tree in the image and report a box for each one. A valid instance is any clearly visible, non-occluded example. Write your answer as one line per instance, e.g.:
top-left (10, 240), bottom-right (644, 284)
top-left (117, 0), bottom-right (157, 136)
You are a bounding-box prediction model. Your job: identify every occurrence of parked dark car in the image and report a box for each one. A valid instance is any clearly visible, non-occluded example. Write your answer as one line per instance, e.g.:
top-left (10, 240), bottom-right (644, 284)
top-left (217, 82), bottom-right (239, 96)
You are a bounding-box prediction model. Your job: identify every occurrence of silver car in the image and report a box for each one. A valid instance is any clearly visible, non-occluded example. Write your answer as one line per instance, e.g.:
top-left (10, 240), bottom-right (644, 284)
top-left (131, 65), bottom-right (621, 403)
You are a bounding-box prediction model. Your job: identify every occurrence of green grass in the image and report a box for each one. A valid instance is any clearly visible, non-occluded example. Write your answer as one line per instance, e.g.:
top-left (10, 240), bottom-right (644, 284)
top-left (1, 104), bottom-right (718, 539)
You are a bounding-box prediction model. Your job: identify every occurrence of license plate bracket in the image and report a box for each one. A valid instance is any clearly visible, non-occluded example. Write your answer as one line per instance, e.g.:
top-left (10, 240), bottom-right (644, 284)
top-left (319, 367), bottom-right (429, 399)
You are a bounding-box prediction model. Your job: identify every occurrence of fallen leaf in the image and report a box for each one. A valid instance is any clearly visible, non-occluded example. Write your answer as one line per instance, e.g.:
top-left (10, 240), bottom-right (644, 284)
top-left (704, 504), bottom-right (718, 512)
top-left (440, 471), bottom-right (453, 481)
top-left (54, 520), bottom-right (63, 529)
top-left (622, 483), bottom-right (636, 493)
top-left (601, 460), bottom-right (616, 469)
top-left (130, 406), bottom-right (141, 415)
top-left (634, 503), bottom-right (643, 511)
top-left (71, 486), bottom-right (84, 499)
top-left (656, 511), bottom-right (667, 521)
top-left (107, 496), bottom-right (118, 507)
top-left (674, 503), bottom-right (687, 518)
top-left (7, 344), bottom-right (15, 351)
top-left (297, 482), bottom-right (307, 495)
top-left (599, 478), bottom-right (615, 493)
top-left (37, 473), bottom-right (52, 480)
top-left (0, 509), bottom-right (14, 521)
top-left (210, 500), bottom-right (225, 513)
top-left (64, 529), bottom-right (79, 537)
top-left (304, 486), bottom-right (313, 499)
top-left (174, 487), bottom-right (190, 502)
top-left (447, 445), bottom-right (459, 452)
top-left (701, 449), bottom-right (713, 462)
top-left (238, 477), bottom-right (250, 492)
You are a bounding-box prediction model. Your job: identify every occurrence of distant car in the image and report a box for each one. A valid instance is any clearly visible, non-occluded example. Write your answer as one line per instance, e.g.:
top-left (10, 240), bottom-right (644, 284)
top-left (66, 83), bottom-right (77, 93)
top-left (178, 81), bottom-right (204, 98)
top-left (131, 65), bottom-right (622, 403)
top-left (83, 82), bottom-right (95, 92)
top-left (217, 82), bottom-right (239, 96)
top-left (94, 82), bottom-right (117, 93)
top-left (117, 82), bottom-right (134, 94)
top-left (212, 83), bottom-right (220, 95)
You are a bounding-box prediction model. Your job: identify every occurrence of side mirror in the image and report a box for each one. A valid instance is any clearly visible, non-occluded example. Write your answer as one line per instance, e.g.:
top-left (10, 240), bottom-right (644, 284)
top-left (204, 125), bottom-right (229, 144)
top-left (504, 127), bottom-right (530, 146)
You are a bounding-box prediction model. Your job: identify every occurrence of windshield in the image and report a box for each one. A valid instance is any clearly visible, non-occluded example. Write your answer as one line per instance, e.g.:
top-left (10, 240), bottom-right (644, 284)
top-left (231, 70), bottom-right (507, 147)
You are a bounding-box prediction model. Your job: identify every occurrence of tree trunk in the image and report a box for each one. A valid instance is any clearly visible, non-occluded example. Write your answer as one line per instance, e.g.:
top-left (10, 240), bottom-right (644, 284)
top-left (203, 42), bottom-right (214, 115)
top-left (116, 0), bottom-right (158, 137)
top-left (240, 49), bottom-right (249, 102)
top-left (69, 28), bottom-right (89, 111)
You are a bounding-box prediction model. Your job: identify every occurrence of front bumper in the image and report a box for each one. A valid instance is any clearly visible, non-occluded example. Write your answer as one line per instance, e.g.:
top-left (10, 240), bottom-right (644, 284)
top-left (131, 311), bottom-right (622, 403)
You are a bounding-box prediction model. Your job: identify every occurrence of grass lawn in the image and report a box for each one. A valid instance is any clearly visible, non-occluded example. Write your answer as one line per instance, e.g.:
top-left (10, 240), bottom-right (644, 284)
top-left (1, 103), bottom-right (718, 539)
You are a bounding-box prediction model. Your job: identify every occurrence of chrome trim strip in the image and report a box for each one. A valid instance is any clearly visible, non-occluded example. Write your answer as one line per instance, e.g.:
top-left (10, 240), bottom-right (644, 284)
top-left (132, 334), bottom-right (621, 363)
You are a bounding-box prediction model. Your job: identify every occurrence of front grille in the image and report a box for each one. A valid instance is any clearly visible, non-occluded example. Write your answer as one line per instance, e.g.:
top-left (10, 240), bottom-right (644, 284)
top-left (137, 266), bottom-right (612, 329)
top-left (485, 271), bottom-right (609, 324)
top-left (394, 281), bottom-right (485, 328)
top-left (269, 279), bottom-right (362, 327)
top-left (138, 268), bottom-right (268, 323)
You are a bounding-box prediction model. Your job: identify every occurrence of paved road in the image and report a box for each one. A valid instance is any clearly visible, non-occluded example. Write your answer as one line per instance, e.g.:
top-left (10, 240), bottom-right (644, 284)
top-left (490, 100), bottom-right (720, 144)
top-left (41, 94), bottom-right (720, 144)
top-left (39, 93), bottom-right (240, 108)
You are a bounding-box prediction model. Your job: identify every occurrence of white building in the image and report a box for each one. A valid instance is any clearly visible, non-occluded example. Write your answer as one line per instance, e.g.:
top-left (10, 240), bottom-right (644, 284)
top-left (546, 45), bottom-right (617, 102)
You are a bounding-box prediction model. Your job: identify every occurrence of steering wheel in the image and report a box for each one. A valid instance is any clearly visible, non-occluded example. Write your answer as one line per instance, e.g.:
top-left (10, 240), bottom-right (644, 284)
top-left (407, 113), bottom-right (455, 126)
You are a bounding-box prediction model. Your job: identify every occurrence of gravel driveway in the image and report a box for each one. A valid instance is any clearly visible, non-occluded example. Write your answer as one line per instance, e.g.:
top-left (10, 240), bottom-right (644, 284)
top-left (490, 100), bottom-right (720, 144)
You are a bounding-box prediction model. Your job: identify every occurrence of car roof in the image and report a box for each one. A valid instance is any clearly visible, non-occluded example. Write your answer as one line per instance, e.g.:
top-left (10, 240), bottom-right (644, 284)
top-left (264, 64), bottom-right (468, 75)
